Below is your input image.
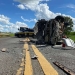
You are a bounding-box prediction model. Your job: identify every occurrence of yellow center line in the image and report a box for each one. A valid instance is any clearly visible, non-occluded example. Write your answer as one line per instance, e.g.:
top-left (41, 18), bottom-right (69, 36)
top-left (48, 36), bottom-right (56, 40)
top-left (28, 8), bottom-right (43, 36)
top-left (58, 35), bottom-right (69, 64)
top-left (24, 37), bottom-right (30, 42)
top-left (20, 58), bottom-right (24, 67)
top-left (24, 39), bottom-right (33, 75)
top-left (16, 38), bottom-right (31, 75)
top-left (16, 58), bottom-right (24, 75)
top-left (31, 44), bottom-right (58, 75)
top-left (16, 68), bottom-right (23, 75)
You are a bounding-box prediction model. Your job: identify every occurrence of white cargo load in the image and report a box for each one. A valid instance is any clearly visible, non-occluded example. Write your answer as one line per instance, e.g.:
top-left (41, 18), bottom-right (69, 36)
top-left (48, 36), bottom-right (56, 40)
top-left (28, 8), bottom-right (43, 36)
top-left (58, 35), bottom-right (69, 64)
top-left (62, 38), bottom-right (75, 48)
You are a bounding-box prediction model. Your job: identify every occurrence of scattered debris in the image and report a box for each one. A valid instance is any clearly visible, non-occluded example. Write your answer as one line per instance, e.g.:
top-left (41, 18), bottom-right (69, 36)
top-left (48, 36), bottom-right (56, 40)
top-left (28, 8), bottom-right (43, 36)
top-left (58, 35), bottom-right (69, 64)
top-left (19, 40), bottom-right (24, 42)
top-left (20, 53), bottom-right (23, 55)
top-left (50, 58), bottom-right (52, 60)
top-left (1, 48), bottom-right (7, 52)
top-left (27, 49), bottom-right (29, 51)
top-left (53, 61), bottom-right (75, 75)
top-left (19, 40), bottom-right (26, 42)
top-left (62, 46), bottom-right (74, 50)
top-left (31, 55), bottom-right (38, 59)
top-left (62, 38), bottom-right (75, 49)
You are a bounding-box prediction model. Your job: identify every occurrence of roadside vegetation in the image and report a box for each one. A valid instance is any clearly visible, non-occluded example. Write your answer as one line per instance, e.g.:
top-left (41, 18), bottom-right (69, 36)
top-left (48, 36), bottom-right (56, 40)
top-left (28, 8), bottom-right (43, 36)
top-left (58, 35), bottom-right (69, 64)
top-left (63, 16), bottom-right (75, 41)
top-left (67, 32), bottom-right (75, 41)
top-left (9, 33), bottom-right (14, 37)
top-left (0, 32), bottom-right (14, 38)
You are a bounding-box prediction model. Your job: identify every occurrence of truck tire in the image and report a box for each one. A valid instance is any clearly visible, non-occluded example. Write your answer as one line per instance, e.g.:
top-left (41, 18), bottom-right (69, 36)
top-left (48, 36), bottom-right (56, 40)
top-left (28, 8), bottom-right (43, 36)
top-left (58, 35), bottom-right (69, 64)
top-left (18, 34), bottom-right (22, 38)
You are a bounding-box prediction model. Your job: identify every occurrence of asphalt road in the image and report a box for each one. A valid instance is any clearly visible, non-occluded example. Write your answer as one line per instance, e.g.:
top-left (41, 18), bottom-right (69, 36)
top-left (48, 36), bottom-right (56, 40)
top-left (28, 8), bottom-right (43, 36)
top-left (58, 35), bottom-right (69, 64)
top-left (0, 37), bottom-right (24, 75)
top-left (0, 37), bottom-right (75, 75)
top-left (35, 44), bottom-right (75, 75)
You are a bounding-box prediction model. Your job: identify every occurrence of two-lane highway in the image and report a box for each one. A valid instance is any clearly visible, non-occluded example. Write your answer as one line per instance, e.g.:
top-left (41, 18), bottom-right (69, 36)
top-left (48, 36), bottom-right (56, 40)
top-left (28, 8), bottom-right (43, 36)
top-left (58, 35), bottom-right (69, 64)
top-left (0, 37), bottom-right (75, 75)
top-left (23, 38), bottom-right (58, 75)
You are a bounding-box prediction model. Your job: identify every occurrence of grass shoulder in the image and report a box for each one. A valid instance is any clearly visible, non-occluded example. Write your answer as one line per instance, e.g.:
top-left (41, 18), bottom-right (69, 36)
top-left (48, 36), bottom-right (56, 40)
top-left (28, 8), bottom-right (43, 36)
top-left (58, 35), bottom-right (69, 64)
top-left (0, 32), bottom-right (14, 38)
top-left (67, 32), bottom-right (75, 41)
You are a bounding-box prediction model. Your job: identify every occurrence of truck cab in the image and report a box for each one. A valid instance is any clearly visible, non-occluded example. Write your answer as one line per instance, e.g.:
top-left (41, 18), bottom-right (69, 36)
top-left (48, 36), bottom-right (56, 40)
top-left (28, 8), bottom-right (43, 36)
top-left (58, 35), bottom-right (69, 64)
top-left (15, 27), bottom-right (34, 38)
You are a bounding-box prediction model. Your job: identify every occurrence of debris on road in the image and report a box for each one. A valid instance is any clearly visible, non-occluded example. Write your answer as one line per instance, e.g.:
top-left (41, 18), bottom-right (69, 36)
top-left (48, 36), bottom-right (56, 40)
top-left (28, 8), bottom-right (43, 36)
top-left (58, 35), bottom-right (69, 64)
top-left (31, 55), bottom-right (38, 59)
top-left (1, 48), bottom-right (7, 52)
top-left (53, 61), bottom-right (75, 75)
top-left (50, 58), bottom-right (52, 60)
top-left (62, 38), bottom-right (75, 49)
top-left (19, 40), bottom-right (25, 42)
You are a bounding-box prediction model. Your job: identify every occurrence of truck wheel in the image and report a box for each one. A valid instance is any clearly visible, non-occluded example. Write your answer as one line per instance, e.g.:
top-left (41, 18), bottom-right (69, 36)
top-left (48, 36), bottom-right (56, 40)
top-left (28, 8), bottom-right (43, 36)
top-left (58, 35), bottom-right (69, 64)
top-left (18, 35), bottom-right (22, 38)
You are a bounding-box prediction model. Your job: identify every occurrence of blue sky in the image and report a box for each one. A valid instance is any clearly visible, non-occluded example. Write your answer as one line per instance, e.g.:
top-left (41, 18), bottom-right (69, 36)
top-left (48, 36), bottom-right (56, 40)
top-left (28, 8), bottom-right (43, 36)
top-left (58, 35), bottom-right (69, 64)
top-left (0, 0), bottom-right (75, 32)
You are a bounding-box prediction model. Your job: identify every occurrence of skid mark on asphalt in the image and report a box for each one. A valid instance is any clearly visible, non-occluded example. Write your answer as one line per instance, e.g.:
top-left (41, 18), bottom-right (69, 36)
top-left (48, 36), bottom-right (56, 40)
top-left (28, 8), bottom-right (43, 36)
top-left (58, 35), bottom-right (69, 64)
top-left (24, 39), bottom-right (33, 75)
top-left (31, 44), bottom-right (58, 75)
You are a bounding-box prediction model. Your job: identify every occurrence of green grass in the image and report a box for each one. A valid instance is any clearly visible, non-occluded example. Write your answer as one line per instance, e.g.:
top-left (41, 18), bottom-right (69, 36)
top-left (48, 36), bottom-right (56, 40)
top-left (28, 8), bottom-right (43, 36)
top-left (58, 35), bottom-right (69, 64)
top-left (9, 33), bottom-right (14, 37)
top-left (68, 35), bottom-right (75, 41)
top-left (0, 33), bottom-right (15, 38)
top-left (67, 32), bottom-right (75, 41)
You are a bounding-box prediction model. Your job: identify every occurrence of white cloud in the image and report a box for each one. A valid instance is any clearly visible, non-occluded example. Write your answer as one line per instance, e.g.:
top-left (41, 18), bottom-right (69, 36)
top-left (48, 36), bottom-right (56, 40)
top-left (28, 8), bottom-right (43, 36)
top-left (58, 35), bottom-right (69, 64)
top-left (21, 16), bottom-right (37, 22)
top-left (0, 14), bottom-right (28, 32)
top-left (15, 21), bottom-right (28, 27)
top-left (10, 21), bottom-right (28, 32)
top-left (14, 0), bottom-right (75, 21)
top-left (14, 0), bottom-right (58, 19)
top-left (1, 0), bottom-right (74, 32)
top-left (14, 0), bottom-right (48, 4)
top-left (35, 3), bottom-right (57, 20)
top-left (66, 4), bottom-right (75, 9)
top-left (0, 24), bottom-right (3, 32)
top-left (0, 15), bottom-right (10, 24)
top-left (17, 4), bottom-right (27, 10)
top-left (14, 0), bottom-right (75, 31)
top-left (9, 21), bottom-right (28, 32)
top-left (14, 0), bottom-right (50, 10)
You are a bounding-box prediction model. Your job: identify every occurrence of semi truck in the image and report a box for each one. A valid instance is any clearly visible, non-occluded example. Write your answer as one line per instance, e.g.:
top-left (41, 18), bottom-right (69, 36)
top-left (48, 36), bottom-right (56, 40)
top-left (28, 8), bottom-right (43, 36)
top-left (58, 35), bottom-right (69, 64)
top-left (15, 27), bottom-right (34, 38)
top-left (34, 15), bottom-right (69, 45)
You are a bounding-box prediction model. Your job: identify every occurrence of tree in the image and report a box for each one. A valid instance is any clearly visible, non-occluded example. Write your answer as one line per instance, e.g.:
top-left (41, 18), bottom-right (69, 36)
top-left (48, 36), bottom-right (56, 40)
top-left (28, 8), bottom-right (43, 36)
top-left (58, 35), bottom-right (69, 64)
top-left (64, 16), bottom-right (73, 35)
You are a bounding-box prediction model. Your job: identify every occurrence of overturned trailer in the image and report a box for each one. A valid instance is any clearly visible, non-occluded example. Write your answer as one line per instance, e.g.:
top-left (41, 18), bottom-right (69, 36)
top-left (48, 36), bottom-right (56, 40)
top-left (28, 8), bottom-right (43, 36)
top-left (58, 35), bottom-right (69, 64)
top-left (34, 15), bottom-right (68, 45)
